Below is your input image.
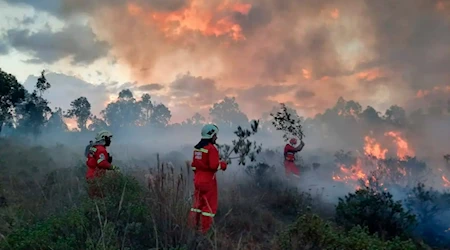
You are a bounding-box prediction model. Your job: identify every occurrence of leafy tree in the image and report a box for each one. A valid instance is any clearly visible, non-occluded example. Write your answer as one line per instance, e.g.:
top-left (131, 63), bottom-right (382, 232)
top-left (384, 105), bottom-right (408, 127)
top-left (0, 69), bottom-right (26, 134)
top-left (209, 97), bottom-right (248, 128)
top-left (182, 112), bottom-right (205, 126)
top-left (101, 89), bottom-right (141, 129)
top-left (46, 107), bottom-right (68, 132)
top-left (139, 93), bottom-right (153, 126)
top-left (65, 97), bottom-right (91, 131)
top-left (15, 72), bottom-right (52, 137)
top-left (88, 115), bottom-right (108, 131)
top-left (150, 103), bottom-right (171, 127)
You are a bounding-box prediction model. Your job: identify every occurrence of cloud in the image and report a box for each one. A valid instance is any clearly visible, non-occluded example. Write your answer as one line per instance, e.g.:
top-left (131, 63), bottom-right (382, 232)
top-left (168, 73), bottom-right (224, 106)
top-left (295, 90), bottom-right (315, 99)
top-left (22, 72), bottom-right (123, 115)
top-left (0, 42), bottom-right (9, 55)
top-left (4, 24), bottom-right (109, 64)
top-left (138, 83), bottom-right (164, 92)
top-left (6, 0), bottom-right (450, 120)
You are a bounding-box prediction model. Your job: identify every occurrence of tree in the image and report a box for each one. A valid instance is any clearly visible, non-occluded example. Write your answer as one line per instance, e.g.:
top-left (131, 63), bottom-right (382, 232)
top-left (384, 105), bottom-right (407, 127)
top-left (46, 107), bottom-right (68, 132)
top-left (150, 103), bottom-right (171, 127)
top-left (183, 112), bottom-right (205, 126)
top-left (15, 71), bottom-right (52, 137)
top-left (88, 115), bottom-right (108, 131)
top-left (209, 97), bottom-right (248, 128)
top-left (65, 97), bottom-right (91, 131)
top-left (0, 69), bottom-right (26, 134)
top-left (139, 93), bottom-right (153, 126)
top-left (101, 89), bottom-right (141, 129)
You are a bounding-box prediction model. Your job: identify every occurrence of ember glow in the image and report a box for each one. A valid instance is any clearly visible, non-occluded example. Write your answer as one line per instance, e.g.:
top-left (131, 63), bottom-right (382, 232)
top-left (126, 0), bottom-right (250, 41)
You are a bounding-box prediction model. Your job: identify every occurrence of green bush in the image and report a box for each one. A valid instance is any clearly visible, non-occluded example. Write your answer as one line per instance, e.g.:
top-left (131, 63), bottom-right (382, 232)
top-left (276, 213), bottom-right (417, 250)
top-left (335, 187), bottom-right (416, 240)
top-left (0, 173), bottom-right (156, 250)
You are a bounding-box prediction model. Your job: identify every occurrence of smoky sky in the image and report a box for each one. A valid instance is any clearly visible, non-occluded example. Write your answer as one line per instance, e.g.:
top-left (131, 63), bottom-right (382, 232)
top-left (4, 0), bottom-right (450, 118)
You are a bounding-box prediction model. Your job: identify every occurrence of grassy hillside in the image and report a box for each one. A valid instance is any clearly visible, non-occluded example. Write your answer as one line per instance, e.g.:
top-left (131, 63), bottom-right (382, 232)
top-left (0, 139), bottom-right (447, 250)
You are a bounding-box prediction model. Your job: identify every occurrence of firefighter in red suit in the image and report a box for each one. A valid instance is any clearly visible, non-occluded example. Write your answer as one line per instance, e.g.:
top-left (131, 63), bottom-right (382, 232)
top-left (189, 124), bottom-right (227, 234)
top-left (284, 138), bottom-right (305, 178)
top-left (86, 130), bottom-right (119, 198)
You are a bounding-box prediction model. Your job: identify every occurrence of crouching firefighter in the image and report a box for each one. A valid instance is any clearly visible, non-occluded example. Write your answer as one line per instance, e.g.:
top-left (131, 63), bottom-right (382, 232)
top-left (284, 138), bottom-right (305, 178)
top-left (189, 124), bottom-right (227, 234)
top-left (86, 130), bottom-right (120, 198)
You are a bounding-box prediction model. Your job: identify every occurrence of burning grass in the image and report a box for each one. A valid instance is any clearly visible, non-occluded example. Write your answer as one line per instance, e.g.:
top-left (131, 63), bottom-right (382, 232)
top-left (0, 139), bottom-right (449, 249)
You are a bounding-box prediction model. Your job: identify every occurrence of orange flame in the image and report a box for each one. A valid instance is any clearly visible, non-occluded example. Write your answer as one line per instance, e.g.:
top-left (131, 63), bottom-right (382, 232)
top-left (364, 136), bottom-right (387, 159)
top-left (385, 131), bottom-right (414, 160)
top-left (443, 175), bottom-right (450, 187)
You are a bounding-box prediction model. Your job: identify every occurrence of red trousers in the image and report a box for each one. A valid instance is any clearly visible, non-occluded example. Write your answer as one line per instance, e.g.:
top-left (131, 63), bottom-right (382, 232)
top-left (284, 160), bottom-right (300, 177)
top-left (188, 180), bottom-right (218, 234)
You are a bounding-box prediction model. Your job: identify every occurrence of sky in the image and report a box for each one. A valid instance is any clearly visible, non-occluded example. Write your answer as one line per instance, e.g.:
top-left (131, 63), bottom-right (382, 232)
top-left (1, 0), bottom-right (450, 123)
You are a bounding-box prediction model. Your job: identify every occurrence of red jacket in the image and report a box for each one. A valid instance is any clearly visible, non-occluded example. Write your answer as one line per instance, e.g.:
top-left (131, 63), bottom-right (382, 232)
top-left (86, 144), bottom-right (112, 180)
top-left (191, 143), bottom-right (226, 184)
top-left (284, 144), bottom-right (300, 162)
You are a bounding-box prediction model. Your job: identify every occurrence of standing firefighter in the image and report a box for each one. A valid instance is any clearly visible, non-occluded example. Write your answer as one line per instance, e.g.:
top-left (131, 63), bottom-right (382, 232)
top-left (189, 124), bottom-right (227, 234)
top-left (86, 130), bottom-right (119, 198)
top-left (284, 138), bottom-right (305, 178)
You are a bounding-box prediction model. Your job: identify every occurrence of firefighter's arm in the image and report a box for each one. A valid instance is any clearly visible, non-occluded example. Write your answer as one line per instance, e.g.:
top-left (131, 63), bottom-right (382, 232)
top-left (209, 147), bottom-right (227, 171)
top-left (95, 148), bottom-right (113, 169)
top-left (294, 141), bottom-right (305, 152)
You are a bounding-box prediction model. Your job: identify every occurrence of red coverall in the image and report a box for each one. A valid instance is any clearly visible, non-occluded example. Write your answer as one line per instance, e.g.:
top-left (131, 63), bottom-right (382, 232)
top-left (284, 144), bottom-right (301, 177)
top-left (189, 143), bottom-right (227, 234)
top-left (86, 144), bottom-right (112, 198)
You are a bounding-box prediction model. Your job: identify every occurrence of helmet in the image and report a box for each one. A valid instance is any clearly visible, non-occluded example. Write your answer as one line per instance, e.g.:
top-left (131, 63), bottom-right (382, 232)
top-left (95, 130), bottom-right (113, 142)
top-left (289, 138), bottom-right (297, 145)
top-left (201, 124), bottom-right (219, 139)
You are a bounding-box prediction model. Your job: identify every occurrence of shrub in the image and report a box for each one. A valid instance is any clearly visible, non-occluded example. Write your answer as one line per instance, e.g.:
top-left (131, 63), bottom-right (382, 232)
top-left (404, 183), bottom-right (450, 248)
top-left (276, 213), bottom-right (417, 250)
top-left (335, 187), bottom-right (417, 240)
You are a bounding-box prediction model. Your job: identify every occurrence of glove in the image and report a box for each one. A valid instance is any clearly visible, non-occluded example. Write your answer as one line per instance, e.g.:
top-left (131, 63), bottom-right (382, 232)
top-left (108, 153), bottom-right (113, 163)
top-left (219, 161), bottom-right (227, 171)
top-left (110, 165), bottom-right (120, 172)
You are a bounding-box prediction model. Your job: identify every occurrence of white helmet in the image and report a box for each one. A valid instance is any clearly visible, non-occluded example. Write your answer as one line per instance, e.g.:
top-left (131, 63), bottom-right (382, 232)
top-left (95, 130), bottom-right (113, 142)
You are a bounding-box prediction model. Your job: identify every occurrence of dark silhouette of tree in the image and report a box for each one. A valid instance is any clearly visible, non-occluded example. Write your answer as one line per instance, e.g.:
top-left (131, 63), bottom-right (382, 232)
top-left (15, 71), bottom-right (52, 137)
top-left (139, 93), bottom-right (153, 126)
top-left (384, 105), bottom-right (408, 127)
top-left (150, 103), bottom-right (171, 127)
top-left (46, 107), bottom-right (68, 132)
top-left (101, 89), bottom-right (141, 129)
top-left (209, 97), bottom-right (248, 128)
top-left (65, 97), bottom-right (91, 131)
top-left (0, 69), bottom-right (26, 135)
top-left (88, 115), bottom-right (108, 131)
top-left (183, 112), bottom-right (205, 126)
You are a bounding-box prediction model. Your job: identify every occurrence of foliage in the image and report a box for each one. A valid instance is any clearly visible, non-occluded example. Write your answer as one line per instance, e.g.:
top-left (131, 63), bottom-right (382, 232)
top-left (0, 69), bottom-right (26, 134)
top-left (218, 119), bottom-right (262, 165)
top-left (15, 72), bottom-right (52, 137)
top-left (404, 183), bottom-right (450, 248)
top-left (270, 103), bottom-right (305, 142)
top-left (65, 96), bottom-right (92, 131)
top-left (209, 96), bottom-right (248, 128)
top-left (46, 107), bottom-right (68, 132)
top-left (150, 103), bottom-right (172, 127)
top-left (335, 187), bottom-right (417, 240)
top-left (276, 213), bottom-right (417, 250)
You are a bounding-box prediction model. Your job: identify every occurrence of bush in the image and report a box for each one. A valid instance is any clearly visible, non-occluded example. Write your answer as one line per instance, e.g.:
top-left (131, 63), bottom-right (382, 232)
top-left (0, 173), bottom-right (186, 250)
top-left (335, 187), bottom-right (417, 240)
top-left (404, 183), bottom-right (450, 248)
top-left (276, 213), bottom-right (417, 250)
